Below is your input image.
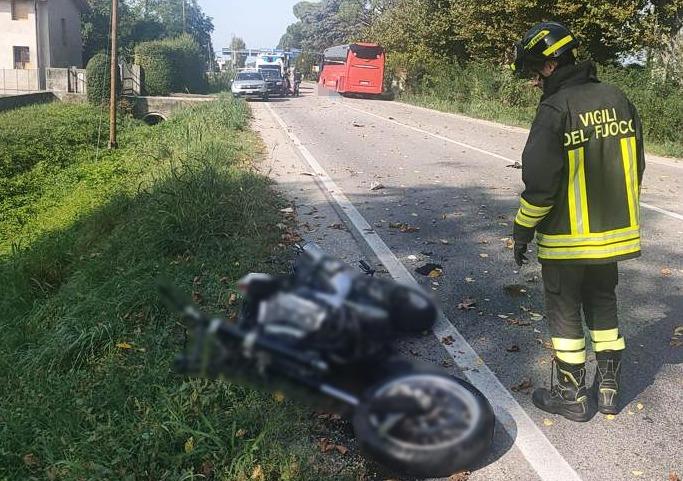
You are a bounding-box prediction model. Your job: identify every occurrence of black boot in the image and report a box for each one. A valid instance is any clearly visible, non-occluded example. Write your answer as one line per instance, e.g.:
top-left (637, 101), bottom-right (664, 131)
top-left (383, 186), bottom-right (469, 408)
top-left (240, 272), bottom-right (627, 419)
top-left (595, 350), bottom-right (622, 414)
top-left (532, 359), bottom-right (590, 422)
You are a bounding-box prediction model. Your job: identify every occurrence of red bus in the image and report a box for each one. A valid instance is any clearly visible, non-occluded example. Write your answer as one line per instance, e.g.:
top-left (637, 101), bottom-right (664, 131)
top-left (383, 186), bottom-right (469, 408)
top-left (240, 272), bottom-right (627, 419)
top-left (319, 43), bottom-right (385, 95)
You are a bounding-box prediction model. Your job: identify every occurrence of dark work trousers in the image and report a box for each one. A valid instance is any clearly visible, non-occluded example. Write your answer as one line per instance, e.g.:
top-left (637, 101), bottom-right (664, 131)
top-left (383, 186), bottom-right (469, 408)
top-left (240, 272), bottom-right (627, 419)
top-left (542, 263), bottom-right (625, 365)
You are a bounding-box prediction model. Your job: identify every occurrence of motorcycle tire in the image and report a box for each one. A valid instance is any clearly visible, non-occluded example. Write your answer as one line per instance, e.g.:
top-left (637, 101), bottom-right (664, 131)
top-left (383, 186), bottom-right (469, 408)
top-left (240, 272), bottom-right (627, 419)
top-left (353, 369), bottom-right (494, 478)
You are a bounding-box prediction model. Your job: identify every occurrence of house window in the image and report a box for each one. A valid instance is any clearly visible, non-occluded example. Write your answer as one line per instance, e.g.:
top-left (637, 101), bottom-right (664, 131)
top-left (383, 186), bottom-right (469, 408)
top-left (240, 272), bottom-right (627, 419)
top-left (11, 0), bottom-right (30, 20)
top-left (61, 18), bottom-right (67, 46)
top-left (13, 46), bottom-right (30, 69)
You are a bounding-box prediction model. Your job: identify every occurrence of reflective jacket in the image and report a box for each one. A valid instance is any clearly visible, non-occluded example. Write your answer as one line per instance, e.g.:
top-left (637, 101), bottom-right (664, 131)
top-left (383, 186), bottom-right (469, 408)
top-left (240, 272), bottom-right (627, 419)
top-left (513, 61), bottom-right (645, 264)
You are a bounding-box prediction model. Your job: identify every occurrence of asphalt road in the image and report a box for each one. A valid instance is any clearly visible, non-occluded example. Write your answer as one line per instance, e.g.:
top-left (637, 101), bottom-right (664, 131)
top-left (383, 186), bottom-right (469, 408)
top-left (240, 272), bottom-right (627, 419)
top-left (250, 85), bottom-right (682, 481)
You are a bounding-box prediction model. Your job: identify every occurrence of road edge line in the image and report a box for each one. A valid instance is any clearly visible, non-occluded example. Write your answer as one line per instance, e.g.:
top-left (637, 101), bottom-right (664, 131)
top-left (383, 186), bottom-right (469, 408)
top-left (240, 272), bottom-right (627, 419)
top-left (264, 102), bottom-right (583, 481)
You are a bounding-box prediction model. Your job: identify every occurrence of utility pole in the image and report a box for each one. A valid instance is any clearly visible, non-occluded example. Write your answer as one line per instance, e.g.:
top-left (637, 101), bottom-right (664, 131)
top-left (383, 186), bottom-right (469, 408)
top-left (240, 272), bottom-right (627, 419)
top-left (108, 0), bottom-right (118, 149)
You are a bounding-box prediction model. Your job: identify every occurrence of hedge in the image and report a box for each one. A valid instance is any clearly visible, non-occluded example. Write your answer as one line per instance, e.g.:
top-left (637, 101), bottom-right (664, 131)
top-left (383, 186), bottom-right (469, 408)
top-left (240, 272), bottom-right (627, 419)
top-left (86, 53), bottom-right (121, 105)
top-left (134, 34), bottom-right (207, 96)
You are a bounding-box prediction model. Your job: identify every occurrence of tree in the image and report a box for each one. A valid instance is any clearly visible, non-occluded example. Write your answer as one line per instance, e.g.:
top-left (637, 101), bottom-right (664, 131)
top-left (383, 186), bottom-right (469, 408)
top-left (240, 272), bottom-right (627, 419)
top-left (230, 36), bottom-right (247, 68)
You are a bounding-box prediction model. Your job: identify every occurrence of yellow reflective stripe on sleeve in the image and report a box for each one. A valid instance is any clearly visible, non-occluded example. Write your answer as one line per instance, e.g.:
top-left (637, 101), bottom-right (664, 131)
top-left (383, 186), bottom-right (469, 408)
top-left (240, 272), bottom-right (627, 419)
top-left (552, 337), bottom-right (586, 351)
top-left (520, 198), bottom-right (553, 216)
top-left (556, 350), bottom-right (586, 364)
top-left (543, 35), bottom-right (573, 56)
top-left (593, 337), bottom-right (625, 352)
top-left (589, 328), bottom-right (619, 342)
top-left (537, 226), bottom-right (640, 246)
top-left (515, 210), bottom-right (539, 228)
top-left (537, 238), bottom-right (641, 260)
top-left (621, 136), bottom-right (638, 227)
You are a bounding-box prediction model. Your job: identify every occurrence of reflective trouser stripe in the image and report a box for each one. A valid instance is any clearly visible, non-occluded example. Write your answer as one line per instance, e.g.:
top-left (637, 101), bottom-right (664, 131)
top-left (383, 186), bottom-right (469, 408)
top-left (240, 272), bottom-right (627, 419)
top-left (552, 337), bottom-right (586, 351)
top-left (590, 328), bottom-right (625, 351)
top-left (621, 136), bottom-right (640, 227)
top-left (556, 350), bottom-right (586, 364)
top-left (553, 337), bottom-right (586, 364)
top-left (567, 147), bottom-right (589, 236)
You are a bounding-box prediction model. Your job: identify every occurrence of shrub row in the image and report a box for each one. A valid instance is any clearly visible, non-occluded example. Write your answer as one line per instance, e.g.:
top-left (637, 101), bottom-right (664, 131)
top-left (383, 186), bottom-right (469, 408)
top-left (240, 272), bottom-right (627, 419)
top-left (134, 34), bottom-right (207, 96)
top-left (85, 52), bottom-right (121, 105)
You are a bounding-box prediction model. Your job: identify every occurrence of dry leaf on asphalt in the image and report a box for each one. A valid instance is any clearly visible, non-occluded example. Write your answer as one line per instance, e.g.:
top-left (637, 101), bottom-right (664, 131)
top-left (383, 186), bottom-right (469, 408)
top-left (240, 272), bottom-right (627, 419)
top-left (280, 207), bottom-right (294, 214)
top-left (448, 471), bottom-right (471, 481)
top-left (457, 297), bottom-right (477, 310)
top-left (479, 253), bottom-right (489, 258)
top-left (506, 318), bottom-right (532, 326)
top-left (428, 268), bottom-right (443, 278)
top-left (506, 161), bottom-right (522, 169)
top-left (300, 171), bottom-right (315, 176)
top-left (636, 402), bottom-right (644, 411)
top-left (631, 470), bottom-right (644, 476)
top-left (464, 277), bottom-right (475, 283)
top-left (506, 345), bottom-right (521, 352)
top-left (389, 222), bottom-right (419, 233)
top-left (415, 263), bottom-right (443, 276)
top-left (529, 312), bottom-right (544, 321)
top-left (328, 223), bottom-right (346, 230)
top-left (543, 418), bottom-right (554, 426)
top-left (669, 472), bottom-right (681, 481)
top-left (370, 181), bottom-right (385, 191)
top-left (661, 267), bottom-right (673, 277)
top-left (440, 238), bottom-right (450, 244)
top-left (511, 379), bottom-right (533, 393)
top-left (442, 335), bottom-right (455, 346)
top-left (605, 414), bottom-right (616, 420)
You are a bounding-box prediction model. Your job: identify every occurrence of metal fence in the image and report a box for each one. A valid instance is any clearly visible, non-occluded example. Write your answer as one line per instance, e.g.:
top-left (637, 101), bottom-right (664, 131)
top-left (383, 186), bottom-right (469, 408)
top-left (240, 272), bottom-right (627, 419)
top-left (0, 68), bottom-right (40, 94)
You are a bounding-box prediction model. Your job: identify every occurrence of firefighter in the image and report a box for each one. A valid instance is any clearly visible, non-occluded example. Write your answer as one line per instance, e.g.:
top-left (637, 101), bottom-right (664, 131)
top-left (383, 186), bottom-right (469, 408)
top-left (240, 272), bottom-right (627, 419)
top-left (510, 21), bottom-right (645, 421)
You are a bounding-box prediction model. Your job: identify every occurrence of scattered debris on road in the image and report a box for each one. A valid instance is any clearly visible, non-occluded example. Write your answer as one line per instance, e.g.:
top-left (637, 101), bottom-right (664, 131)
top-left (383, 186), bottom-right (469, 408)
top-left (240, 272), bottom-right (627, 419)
top-left (280, 207), bottom-right (294, 214)
top-left (661, 267), bottom-right (673, 277)
top-left (457, 297), bottom-right (477, 310)
top-left (369, 181), bottom-right (385, 191)
top-left (442, 335), bottom-right (455, 346)
top-left (506, 161), bottom-right (523, 169)
top-left (511, 379), bottom-right (533, 393)
top-left (352, 121), bottom-right (365, 128)
top-left (389, 222), bottom-right (420, 233)
top-left (506, 345), bottom-right (521, 352)
top-left (415, 263), bottom-right (443, 276)
top-left (300, 171), bottom-right (316, 176)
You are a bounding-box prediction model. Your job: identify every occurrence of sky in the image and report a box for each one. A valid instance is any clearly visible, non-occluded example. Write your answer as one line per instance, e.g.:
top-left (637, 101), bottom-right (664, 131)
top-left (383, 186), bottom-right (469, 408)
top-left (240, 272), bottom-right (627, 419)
top-left (198, 0), bottom-right (301, 53)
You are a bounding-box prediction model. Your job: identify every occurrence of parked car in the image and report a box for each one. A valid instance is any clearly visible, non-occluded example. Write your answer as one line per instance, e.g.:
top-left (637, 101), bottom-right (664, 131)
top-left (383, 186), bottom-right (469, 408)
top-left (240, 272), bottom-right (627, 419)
top-left (259, 67), bottom-right (287, 97)
top-left (231, 71), bottom-right (268, 100)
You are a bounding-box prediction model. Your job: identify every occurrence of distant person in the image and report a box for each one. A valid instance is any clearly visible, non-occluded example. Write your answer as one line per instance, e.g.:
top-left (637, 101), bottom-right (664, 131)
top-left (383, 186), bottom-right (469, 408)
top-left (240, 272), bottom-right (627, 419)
top-left (510, 21), bottom-right (645, 421)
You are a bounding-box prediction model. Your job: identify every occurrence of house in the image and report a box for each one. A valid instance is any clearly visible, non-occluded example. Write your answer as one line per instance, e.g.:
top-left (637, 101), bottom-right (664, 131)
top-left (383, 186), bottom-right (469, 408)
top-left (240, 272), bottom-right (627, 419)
top-left (0, 0), bottom-right (90, 72)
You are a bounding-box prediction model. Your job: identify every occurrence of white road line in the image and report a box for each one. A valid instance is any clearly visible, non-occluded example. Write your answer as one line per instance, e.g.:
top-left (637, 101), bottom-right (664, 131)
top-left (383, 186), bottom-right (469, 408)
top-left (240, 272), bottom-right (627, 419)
top-left (265, 102), bottom-right (583, 481)
top-left (341, 102), bottom-right (683, 222)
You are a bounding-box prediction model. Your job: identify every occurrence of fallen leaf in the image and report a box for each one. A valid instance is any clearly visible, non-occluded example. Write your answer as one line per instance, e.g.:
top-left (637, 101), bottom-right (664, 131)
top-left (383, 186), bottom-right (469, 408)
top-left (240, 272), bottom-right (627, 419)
top-left (479, 253), bottom-right (489, 258)
top-left (228, 293), bottom-right (237, 306)
top-left (440, 238), bottom-right (450, 245)
top-left (442, 335), bottom-right (455, 346)
top-left (661, 267), bottom-right (673, 277)
top-left (636, 402), bottom-right (644, 411)
top-left (511, 379), bottom-right (533, 393)
top-left (605, 414), bottom-right (616, 420)
top-left (671, 326), bottom-right (683, 347)
top-left (415, 263), bottom-right (443, 276)
top-left (506, 345), bottom-right (520, 352)
top-left (116, 342), bottom-right (133, 350)
top-left (328, 222), bottom-right (346, 230)
top-left (631, 470), bottom-right (644, 476)
top-left (448, 471), bottom-right (471, 481)
top-left (543, 418), bottom-right (554, 426)
top-left (335, 444), bottom-right (349, 455)
top-left (529, 312), bottom-right (544, 321)
top-left (192, 291), bottom-right (203, 304)
top-left (503, 237), bottom-right (514, 249)
top-left (370, 181), bottom-right (385, 191)
top-left (506, 161), bottom-right (522, 169)
top-left (280, 207), bottom-right (294, 214)
top-left (506, 318), bottom-right (532, 326)
top-left (389, 222), bottom-right (419, 233)
top-left (273, 391), bottom-right (285, 403)
top-left (428, 268), bottom-right (443, 278)
top-left (457, 297), bottom-right (477, 310)
top-left (235, 428), bottom-right (247, 438)
top-left (300, 171), bottom-right (315, 176)
top-left (669, 472), bottom-right (681, 481)
top-left (352, 121), bottom-right (365, 127)
top-left (184, 436), bottom-right (194, 453)
top-left (497, 314), bottom-right (509, 319)
top-left (464, 277), bottom-right (475, 283)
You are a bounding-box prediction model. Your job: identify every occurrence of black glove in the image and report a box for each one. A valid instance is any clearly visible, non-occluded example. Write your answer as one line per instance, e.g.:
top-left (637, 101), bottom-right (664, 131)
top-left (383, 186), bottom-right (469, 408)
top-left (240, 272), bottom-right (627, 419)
top-left (513, 242), bottom-right (528, 267)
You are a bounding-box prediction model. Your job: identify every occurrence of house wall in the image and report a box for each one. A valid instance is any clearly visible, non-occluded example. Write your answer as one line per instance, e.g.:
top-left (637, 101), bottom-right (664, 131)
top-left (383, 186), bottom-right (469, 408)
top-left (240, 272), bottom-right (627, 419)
top-left (0, 0), bottom-right (39, 70)
top-left (47, 0), bottom-right (82, 67)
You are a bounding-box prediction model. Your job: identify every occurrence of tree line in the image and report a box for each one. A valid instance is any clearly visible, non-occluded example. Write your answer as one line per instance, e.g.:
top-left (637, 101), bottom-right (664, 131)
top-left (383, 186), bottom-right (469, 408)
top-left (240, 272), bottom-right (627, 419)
top-left (82, 0), bottom-right (215, 67)
top-left (278, 0), bottom-right (683, 80)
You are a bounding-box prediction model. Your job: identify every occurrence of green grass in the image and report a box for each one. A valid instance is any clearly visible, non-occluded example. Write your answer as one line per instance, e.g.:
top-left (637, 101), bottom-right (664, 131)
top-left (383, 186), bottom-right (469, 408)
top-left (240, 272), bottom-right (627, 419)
top-left (0, 98), bottom-right (362, 480)
top-left (398, 63), bottom-right (683, 159)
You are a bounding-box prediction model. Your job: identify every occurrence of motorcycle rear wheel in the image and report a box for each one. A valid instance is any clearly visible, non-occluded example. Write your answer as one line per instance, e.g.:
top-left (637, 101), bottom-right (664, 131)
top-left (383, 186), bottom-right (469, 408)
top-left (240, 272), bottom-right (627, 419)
top-left (353, 370), bottom-right (494, 478)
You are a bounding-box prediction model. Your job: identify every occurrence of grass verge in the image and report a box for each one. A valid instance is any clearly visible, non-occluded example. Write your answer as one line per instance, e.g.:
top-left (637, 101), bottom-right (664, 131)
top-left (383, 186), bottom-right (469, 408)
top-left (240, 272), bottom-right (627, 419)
top-left (398, 63), bottom-right (683, 159)
top-left (0, 98), bottom-right (362, 480)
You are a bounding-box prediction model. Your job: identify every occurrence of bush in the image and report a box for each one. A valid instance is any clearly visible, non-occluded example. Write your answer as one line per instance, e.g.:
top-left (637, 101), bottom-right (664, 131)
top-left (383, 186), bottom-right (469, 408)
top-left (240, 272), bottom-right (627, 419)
top-left (135, 35), bottom-right (207, 96)
top-left (86, 52), bottom-right (120, 105)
